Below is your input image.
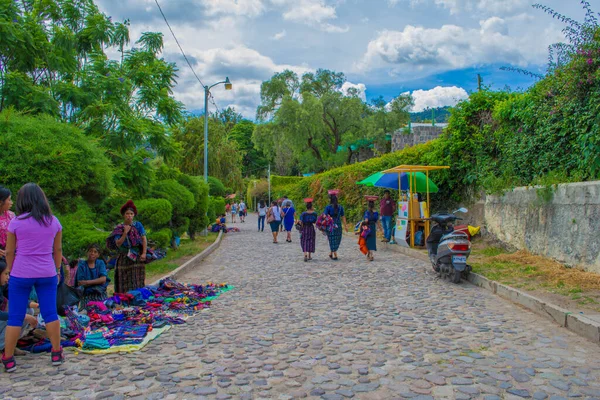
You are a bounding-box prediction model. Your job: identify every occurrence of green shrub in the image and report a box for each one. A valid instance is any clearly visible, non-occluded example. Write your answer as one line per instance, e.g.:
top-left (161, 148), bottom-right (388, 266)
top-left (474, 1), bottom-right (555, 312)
top-left (57, 203), bottom-right (111, 260)
top-left (207, 176), bottom-right (227, 196)
top-left (271, 175), bottom-right (305, 187)
top-left (147, 228), bottom-right (172, 248)
top-left (151, 180), bottom-right (195, 215)
top-left (212, 197), bottom-right (226, 215)
top-left (0, 110), bottom-right (114, 210)
top-left (178, 175), bottom-right (210, 238)
top-left (207, 197), bottom-right (217, 223)
top-left (136, 199), bottom-right (173, 229)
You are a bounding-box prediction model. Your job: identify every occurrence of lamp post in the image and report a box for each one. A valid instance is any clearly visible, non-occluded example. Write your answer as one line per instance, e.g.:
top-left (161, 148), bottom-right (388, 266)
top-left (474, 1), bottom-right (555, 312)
top-left (204, 77), bottom-right (232, 183)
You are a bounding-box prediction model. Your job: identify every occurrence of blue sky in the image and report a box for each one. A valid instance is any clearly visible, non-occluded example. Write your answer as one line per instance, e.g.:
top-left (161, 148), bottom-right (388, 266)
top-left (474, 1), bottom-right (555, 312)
top-left (97, 0), bottom-right (591, 118)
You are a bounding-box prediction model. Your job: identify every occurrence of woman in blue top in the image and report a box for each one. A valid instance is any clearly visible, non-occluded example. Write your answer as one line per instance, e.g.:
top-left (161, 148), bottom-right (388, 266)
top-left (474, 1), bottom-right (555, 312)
top-left (282, 203), bottom-right (296, 243)
top-left (324, 191), bottom-right (348, 260)
top-left (76, 244), bottom-right (109, 308)
top-left (364, 197), bottom-right (383, 261)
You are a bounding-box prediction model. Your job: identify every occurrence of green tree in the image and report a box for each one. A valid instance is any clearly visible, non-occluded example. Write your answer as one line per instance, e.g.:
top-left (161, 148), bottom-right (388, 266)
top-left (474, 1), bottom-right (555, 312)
top-left (229, 119), bottom-right (268, 177)
top-left (253, 68), bottom-right (412, 173)
top-left (173, 115), bottom-right (244, 191)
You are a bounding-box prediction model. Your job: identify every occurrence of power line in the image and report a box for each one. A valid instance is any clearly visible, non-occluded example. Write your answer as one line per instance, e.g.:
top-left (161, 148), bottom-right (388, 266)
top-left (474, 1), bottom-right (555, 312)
top-left (154, 0), bottom-right (205, 88)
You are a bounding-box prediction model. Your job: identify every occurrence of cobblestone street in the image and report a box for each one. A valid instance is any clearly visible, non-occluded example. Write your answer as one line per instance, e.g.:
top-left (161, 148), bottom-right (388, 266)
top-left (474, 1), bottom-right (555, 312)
top-left (1, 215), bottom-right (600, 400)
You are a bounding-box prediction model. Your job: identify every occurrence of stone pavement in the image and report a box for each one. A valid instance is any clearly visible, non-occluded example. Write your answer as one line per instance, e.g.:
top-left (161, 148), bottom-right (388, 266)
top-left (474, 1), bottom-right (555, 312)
top-left (1, 215), bottom-right (600, 400)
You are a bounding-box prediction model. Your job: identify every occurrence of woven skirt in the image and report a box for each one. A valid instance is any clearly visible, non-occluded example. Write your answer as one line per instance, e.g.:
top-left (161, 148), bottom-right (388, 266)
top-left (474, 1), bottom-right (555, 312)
top-left (114, 254), bottom-right (146, 294)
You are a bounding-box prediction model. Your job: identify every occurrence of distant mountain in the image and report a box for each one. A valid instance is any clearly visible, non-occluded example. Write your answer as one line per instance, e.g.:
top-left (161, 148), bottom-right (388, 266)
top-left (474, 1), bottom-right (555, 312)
top-left (410, 106), bottom-right (451, 123)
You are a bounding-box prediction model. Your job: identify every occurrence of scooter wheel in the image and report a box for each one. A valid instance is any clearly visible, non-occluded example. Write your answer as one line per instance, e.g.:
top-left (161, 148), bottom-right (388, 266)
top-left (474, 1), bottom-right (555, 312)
top-left (452, 269), bottom-right (462, 284)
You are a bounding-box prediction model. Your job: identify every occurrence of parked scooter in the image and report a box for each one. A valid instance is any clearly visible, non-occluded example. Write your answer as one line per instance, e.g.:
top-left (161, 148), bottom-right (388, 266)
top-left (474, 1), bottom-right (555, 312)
top-left (426, 208), bottom-right (472, 283)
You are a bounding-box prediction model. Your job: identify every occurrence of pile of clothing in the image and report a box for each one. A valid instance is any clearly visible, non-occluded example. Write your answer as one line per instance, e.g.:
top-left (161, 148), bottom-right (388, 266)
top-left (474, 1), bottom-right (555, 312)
top-left (17, 278), bottom-right (233, 353)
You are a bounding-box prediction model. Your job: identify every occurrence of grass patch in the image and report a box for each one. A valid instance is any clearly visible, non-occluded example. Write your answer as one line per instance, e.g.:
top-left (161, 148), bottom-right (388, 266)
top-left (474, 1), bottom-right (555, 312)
top-left (470, 239), bottom-right (600, 312)
top-left (107, 233), bottom-right (218, 293)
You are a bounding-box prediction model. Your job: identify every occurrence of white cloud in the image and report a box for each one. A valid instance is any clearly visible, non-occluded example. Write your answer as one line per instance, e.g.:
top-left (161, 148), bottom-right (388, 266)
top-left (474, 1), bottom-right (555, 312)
top-left (280, 0), bottom-right (348, 32)
top-left (272, 30), bottom-right (287, 40)
top-left (341, 82), bottom-right (367, 102)
top-left (388, 0), bottom-right (529, 16)
top-left (409, 86), bottom-right (469, 112)
top-left (202, 0), bottom-right (266, 17)
top-left (172, 45), bottom-right (312, 118)
top-left (357, 17), bottom-right (556, 74)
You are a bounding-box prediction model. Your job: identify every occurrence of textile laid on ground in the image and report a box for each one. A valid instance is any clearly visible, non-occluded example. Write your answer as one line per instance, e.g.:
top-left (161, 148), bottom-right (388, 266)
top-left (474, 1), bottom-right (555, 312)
top-left (17, 279), bottom-right (233, 354)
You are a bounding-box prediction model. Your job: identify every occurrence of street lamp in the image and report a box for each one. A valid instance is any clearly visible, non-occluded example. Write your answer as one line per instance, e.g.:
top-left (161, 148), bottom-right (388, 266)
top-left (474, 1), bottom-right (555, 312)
top-left (204, 77), bottom-right (232, 183)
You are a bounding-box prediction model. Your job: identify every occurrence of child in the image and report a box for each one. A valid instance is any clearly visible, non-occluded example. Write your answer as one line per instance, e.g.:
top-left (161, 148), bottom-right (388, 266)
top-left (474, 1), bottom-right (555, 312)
top-left (0, 259), bottom-right (38, 356)
top-left (357, 221), bottom-right (370, 257)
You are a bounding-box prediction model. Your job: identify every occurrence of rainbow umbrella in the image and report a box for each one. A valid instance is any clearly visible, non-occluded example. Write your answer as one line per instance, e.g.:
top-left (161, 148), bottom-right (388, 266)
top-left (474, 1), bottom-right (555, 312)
top-left (356, 171), bottom-right (438, 193)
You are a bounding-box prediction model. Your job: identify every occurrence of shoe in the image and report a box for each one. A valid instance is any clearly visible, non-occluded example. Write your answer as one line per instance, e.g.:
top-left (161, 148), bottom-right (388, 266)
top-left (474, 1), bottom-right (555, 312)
top-left (329, 254), bottom-right (333, 259)
top-left (333, 257), bottom-right (339, 261)
top-left (304, 256), bottom-right (308, 262)
top-left (51, 348), bottom-right (64, 366)
top-left (2, 354), bottom-right (16, 373)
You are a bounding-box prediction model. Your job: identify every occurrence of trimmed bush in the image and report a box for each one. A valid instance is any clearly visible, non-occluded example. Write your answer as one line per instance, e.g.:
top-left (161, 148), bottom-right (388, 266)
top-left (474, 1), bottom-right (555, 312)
top-left (212, 197), bottom-right (226, 216)
top-left (207, 197), bottom-right (217, 223)
top-left (151, 180), bottom-right (195, 216)
top-left (0, 111), bottom-right (114, 210)
top-left (208, 176), bottom-right (227, 197)
top-left (57, 203), bottom-right (111, 260)
top-left (271, 175), bottom-right (305, 187)
top-left (147, 228), bottom-right (172, 248)
top-left (136, 199), bottom-right (173, 229)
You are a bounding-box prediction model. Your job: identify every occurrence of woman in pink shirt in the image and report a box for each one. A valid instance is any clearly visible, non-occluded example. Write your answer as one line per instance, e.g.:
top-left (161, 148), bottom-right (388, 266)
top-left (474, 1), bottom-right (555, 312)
top-left (0, 186), bottom-right (15, 258)
top-left (2, 183), bottom-right (64, 372)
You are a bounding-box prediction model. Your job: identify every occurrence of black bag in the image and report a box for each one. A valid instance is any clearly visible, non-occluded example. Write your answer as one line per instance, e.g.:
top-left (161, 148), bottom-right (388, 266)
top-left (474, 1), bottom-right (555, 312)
top-left (56, 265), bottom-right (82, 316)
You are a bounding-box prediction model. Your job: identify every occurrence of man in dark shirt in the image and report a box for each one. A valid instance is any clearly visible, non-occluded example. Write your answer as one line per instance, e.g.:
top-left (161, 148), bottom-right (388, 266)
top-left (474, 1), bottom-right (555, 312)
top-left (380, 190), bottom-right (396, 242)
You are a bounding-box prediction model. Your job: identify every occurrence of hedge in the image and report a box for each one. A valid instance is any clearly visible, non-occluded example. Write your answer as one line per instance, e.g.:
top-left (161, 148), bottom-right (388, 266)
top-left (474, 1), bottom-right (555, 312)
top-left (270, 175), bottom-right (305, 187)
top-left (0, 110), bottom-right (114, 210)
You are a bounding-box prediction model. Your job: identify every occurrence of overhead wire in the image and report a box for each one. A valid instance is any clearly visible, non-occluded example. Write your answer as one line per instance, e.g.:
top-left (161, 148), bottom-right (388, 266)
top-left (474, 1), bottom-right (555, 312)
top-left (154, 0), bottom-right (205, 88)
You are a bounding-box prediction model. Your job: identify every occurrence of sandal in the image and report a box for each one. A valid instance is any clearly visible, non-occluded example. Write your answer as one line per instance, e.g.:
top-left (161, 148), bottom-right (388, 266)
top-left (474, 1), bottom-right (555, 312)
top-left (304, 256), bottom-right (308, 262)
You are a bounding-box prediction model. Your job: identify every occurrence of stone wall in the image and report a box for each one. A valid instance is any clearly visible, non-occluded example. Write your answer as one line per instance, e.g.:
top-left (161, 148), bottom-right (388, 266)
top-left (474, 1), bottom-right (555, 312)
top-left (485, 181), bottom-right (600, 273)
top-left (392, 124), bottom-right (447, 152)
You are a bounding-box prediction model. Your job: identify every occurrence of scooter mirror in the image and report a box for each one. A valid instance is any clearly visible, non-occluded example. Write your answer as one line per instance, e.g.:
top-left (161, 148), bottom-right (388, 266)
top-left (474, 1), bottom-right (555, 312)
top-left (454, 207), bottom-right (468, 214)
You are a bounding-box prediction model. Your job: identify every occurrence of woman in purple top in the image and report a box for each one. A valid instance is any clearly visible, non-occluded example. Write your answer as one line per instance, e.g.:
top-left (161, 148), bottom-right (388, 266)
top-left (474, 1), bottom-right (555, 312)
top-left (2, 183), bottom-right (64, 372)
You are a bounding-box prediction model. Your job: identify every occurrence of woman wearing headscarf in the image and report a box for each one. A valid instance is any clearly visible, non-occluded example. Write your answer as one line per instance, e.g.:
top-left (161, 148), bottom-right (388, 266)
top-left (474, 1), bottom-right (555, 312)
top-left (299, 198), bottom-right (318, 262)
top-left (364, 196), bottom-right (383, 262)
top-left (106, 200), bottom-right (147, 293)
top-left (324, 190), bottom-right (348, 260)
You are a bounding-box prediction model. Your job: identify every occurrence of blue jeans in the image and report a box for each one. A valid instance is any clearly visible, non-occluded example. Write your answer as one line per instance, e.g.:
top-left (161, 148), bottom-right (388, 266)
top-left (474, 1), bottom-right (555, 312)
top-left (381, 216), bottom-right (393, 240)
top-left (8, 275), bottom-right (58, 327)
top-left (258, 216), bottom-right (265, 231)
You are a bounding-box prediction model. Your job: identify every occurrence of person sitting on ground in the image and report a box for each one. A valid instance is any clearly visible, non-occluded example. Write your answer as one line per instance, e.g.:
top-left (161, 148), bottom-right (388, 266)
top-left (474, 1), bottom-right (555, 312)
top-left (0, 259), bottom-right (38, 356)
top-left (76, 244), bottom-right (109, 307)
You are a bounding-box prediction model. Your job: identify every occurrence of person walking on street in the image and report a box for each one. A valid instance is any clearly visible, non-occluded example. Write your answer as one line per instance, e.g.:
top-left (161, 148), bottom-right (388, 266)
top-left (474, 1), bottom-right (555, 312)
top-left (364, 196), bottom-right (383, 262)
top-left (239, 201), bottom-right (247, 223)
top-left (299, 199), bottom-right (318, 262)
top-left (380, 190), bottom-right (396, 242)
top-left (257, 200), bottom-right (267, 232)
top-left (267, 201), bottom-right (282, 243)
top-left (282, 201), bottom-right (296, 243)
top-left (2, 183), bottom-right (65, 372)
top-left (231, 202), bottom-right (238, 224)
top-left (324, 190), bottom-right (348, 260)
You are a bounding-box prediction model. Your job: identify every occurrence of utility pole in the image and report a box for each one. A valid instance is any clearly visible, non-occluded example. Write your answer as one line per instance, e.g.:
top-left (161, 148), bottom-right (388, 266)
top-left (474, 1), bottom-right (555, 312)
top-left (432, 108), bottom-right (436, 127)
top-left (268, 164), bottom-right (271, 205)
top-left (477, 74), bottom-right (483, 92)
